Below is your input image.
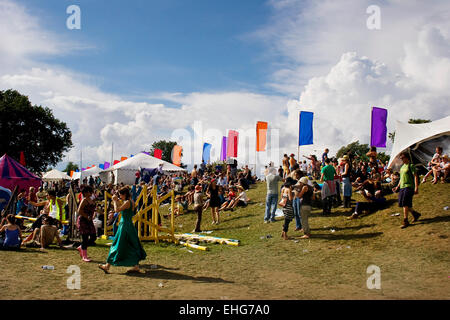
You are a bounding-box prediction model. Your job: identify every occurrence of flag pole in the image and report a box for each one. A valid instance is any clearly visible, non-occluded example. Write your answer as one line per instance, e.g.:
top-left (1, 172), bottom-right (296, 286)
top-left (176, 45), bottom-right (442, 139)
top-left (298, 111), bottom-right (300, 164)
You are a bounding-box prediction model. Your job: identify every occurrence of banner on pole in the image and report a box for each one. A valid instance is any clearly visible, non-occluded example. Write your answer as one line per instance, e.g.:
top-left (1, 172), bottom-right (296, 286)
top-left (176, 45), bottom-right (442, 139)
top-left (256, 121), bottom-right (268, 152)
top-left (220, 137), bottom-right (227, 161)
top-left (299, 111), bottom-right (314, 146)
top-left (202, 143), bottom-right (212, 163)
top-left (227, 130), bottom-right (239, 158)
top-left (371, 107), bottom-right (388, 148)
top-left (154, 148), bottom-right (163, 159)
top-left (172, 145), bottom-right (183, 166)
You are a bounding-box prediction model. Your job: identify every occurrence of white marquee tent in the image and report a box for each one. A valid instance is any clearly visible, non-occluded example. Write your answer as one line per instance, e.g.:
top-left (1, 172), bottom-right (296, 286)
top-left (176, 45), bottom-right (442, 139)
top-left (42, 169), bottom-right (71, 181)
top-left (99, 152), bottom-right (186, 185)
top-left (388, 116), bottom-right (450, 170)
top-left (72, 166), bottom-right (103, 181)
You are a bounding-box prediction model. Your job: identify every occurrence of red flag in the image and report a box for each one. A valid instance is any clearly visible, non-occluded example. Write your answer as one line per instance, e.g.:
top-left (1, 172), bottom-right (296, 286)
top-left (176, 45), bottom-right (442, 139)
top-left (113, 160), bottom-right (120, 165)
top-left (19, 151), bottom-right (26, 166)
top-left (154, 148), bottom-right (163, 159)
top-left (227, 130), bottom-right (239, 158)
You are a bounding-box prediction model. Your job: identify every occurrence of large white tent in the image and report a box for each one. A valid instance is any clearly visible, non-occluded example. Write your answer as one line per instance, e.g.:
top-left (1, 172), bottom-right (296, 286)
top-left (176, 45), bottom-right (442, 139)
top-left (388, 116), bottom-right (450, 170)
top-left (71, 165), bottom-right (103, 181)
top-left (42, 169), bottom-right (71, 181)
top-left (99, 152), bottom-right (186, 185)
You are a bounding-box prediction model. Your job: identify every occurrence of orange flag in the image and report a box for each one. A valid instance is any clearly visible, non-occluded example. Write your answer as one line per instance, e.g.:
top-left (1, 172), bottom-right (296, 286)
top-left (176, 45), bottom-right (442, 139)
top-left (121, 156), bottom-right (128, 162)
top-left (256, 121), bottom-right (268, 152)
top-left (172, 145), bottom-right (182, 166)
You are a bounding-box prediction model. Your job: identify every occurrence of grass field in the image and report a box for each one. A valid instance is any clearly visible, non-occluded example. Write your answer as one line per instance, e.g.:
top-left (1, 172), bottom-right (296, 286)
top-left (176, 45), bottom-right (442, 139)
top-left (1, 181), bottom-right (449, 300)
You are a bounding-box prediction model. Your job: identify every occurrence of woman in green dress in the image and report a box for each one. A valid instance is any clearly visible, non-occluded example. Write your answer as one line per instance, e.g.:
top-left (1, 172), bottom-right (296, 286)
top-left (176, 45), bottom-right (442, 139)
top-left (99, 186), bottom-right (146, 273)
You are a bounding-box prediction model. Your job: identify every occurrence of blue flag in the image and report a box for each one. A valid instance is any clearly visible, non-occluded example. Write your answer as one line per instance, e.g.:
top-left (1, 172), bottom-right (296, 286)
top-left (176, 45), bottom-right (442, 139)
top-left (299, 111), bottom-right (314, 146)
top-left (202, 143), bottom-right (212, 163)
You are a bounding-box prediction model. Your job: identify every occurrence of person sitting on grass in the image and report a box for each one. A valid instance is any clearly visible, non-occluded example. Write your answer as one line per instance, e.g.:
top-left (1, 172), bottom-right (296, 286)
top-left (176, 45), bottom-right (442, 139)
top-left (228, 186), bottom-right (249, 210)
top-left (348, 175), bottom-right (387, 220)
top-left (36, 216), bottom-right (64, 251)
top-left (422, 146), bottom-right (443, 183)
top-left (220, 186), bottom-right (238, 212)
top-left (381, 171), bottom-right (400, 195)
top-left (432, 154), bottom-right (449, 184)
top-left (0, 214), bottom-right (22, 250)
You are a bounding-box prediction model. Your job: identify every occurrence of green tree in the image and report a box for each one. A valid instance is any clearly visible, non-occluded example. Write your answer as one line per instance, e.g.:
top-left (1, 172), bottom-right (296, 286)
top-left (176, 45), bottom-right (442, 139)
top-left (0, 89), bottom-right (73, 173)
top-left (149, 140), bottom-right (178, 163)
top-left (63, 161), bottom-right (79, 173)
top-left (336, 141), bottom-right (370, 161)
top-left (388, 118), bottom-right (431, 143)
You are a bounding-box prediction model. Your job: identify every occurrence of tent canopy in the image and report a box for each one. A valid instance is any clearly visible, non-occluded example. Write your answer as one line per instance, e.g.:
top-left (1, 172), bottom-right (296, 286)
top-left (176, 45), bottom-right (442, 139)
top-left (0, 154), bottom-right (41, 192)
top-left (42, 169), bottom-right (71, 181)
top-left (99, 152), bottom-right (186, 185)
top-left (72, 165), bottom-right (102, 181)
top-left (388, 116), bottom-right (450, 170)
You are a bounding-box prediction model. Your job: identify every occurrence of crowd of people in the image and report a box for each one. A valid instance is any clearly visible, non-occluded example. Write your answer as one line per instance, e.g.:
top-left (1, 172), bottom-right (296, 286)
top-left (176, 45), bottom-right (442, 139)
top-left (0, 146), bottom-right (448, 273)
top-left (264, 146), bottom-right (449, 240)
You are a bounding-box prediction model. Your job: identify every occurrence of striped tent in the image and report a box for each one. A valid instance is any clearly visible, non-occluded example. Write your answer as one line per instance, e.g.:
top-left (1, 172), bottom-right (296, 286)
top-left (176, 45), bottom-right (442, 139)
top-left (0, 154), bottom-right (41, 192)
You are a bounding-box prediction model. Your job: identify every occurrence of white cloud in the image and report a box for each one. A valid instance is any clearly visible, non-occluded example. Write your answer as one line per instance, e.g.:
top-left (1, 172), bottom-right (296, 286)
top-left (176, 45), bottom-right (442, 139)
top-left (1, 0), bottom-right (449, 171)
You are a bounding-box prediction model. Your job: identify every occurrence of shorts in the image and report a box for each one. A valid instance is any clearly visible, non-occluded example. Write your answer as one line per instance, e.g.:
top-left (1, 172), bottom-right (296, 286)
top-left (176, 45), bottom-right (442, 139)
top-left (237, 200), bottom-right (247, 207)
top-left (398, 187), bottom-right (414, 208)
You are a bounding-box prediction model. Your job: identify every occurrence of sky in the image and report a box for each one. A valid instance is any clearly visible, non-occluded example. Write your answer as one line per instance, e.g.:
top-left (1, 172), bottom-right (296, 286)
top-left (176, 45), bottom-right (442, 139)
top-left (1, 0), bottom-right (449, 172)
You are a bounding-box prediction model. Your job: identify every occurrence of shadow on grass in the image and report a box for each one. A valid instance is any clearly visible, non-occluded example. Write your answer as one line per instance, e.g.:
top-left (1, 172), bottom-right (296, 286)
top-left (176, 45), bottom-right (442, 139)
top-left (311, 224), bottom-right (376, 231)
top-left (221, 214), bottom-right (253, 222)
top-left (213, 224), bottom-right (250, 231)
top-left (416, 215), bottom-right (450, 225)
top-left (124, 267), bottom-right (234, 283)
top-left (301, 231), bottom-right (383, 240)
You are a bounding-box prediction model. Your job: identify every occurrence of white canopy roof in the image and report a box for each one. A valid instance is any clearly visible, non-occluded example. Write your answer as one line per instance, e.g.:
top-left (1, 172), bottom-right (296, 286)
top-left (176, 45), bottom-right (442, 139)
top-left (99, 152), bottom-right (186, 185)
top-left (388, 116), bottom-right (450, 169)
top-left (72, 165), bottom-right (103, 181)
top-left (102, 152), bottom-right (186, 173)
top-left (42, 169), bottom-right (71, 181)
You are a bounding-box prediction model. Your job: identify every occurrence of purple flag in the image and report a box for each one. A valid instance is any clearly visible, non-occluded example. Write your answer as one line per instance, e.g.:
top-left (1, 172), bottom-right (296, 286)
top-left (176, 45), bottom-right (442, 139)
top-left (103, 162), bottom-right (110, 170)
top-left (220, 136), bottom-right (227, 161)
top-left (371, 107), bottom-right (388, 147)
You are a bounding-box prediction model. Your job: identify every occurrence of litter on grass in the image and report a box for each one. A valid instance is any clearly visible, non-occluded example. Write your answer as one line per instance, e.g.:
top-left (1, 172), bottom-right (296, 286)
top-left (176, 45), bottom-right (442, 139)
top-left (444, 206), bottom-right (449, 210)
top-left (391, 213), bottom-right (401, 216)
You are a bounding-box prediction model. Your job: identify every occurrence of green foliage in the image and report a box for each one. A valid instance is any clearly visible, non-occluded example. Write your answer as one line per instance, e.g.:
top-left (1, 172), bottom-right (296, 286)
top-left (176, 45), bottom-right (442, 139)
top-left (408, 118), bottom-right (431, 124)
top-left (0, 89), bottom-right (73, 173)
top-left (149, 140), bottom-right (178, 163)
top-left (63, 161), bottom-right (79, 173)
top-left (336, 141), bottom-right (370, 161)
top-left (377, 152), bottom-right (390, 164)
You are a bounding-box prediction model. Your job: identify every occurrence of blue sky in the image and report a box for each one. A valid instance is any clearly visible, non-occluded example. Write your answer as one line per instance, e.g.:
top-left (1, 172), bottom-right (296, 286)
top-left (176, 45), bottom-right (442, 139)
top-left (21, 0), bottom-right (278, 99)
top-left (1, 0), bottom-right (448, 170)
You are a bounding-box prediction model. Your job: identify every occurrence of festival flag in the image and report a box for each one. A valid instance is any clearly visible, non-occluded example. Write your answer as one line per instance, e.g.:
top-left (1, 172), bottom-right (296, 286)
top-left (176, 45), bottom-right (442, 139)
top-left (371, 107), bottom-right (388, 148)
top-left (227, 130), bottom-right (239, 158)
top-left (256, 121), bottom-right (268, 152)
top-left (81, 168), bottom-right (86, 171)
top-left (220, 136), bottom-right (227, 161)
top-left (103, 162), bottom-right (110, 170)
top-left (172, 145), bottom-right (182, 166)
top-left (202, 143), bottom-right (212, 163)
top-left (70, 170), bottom-right (74, 177)
top-left (154, 148), bottom-right (163, 159)
top-left (130, 154), bottom-right (134, 158)
top-left (142, 151), bottom-right (150, 155)
top-left (113, 160), bottom-right (119, 165)
top-left (299, 111), bottom-right (314, 146)
top-left (99, 164), bottom-right (104, 169)
top-left (19, 151), bottom-right (26, 166)
top-left (120, 156), bottom-right (127, 162)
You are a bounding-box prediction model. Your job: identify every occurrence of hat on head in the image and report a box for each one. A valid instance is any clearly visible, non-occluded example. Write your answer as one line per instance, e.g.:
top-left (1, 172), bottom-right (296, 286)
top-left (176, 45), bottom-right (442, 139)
top-left (299, 177), bottom-right (309, 185)
top-left (343, 155), bottom-right (349, 160)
